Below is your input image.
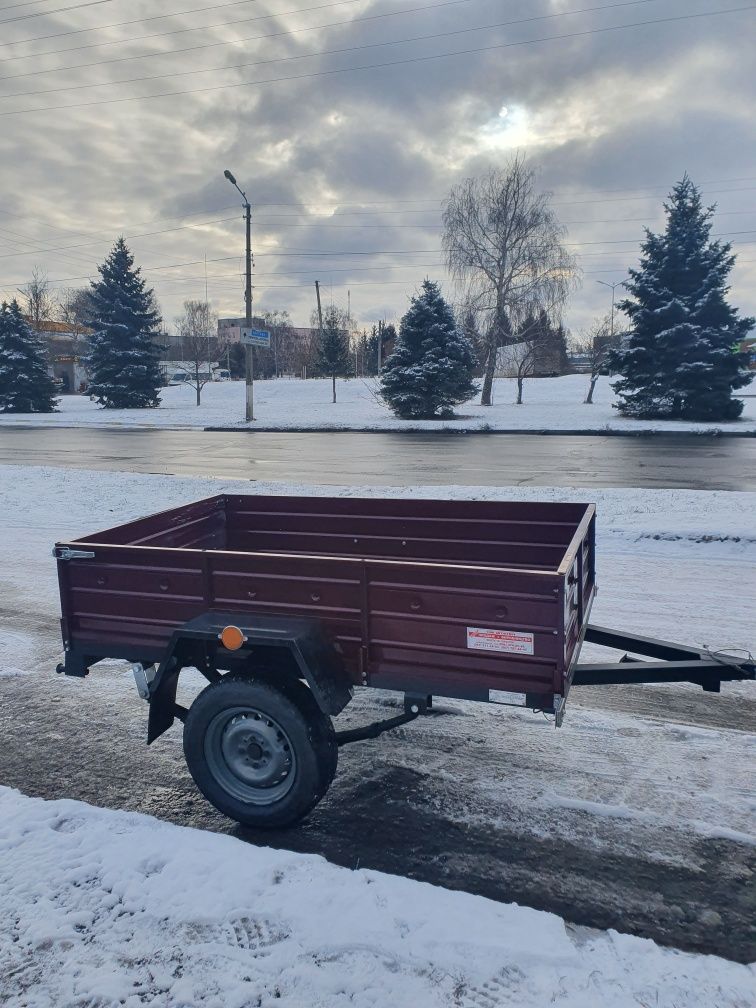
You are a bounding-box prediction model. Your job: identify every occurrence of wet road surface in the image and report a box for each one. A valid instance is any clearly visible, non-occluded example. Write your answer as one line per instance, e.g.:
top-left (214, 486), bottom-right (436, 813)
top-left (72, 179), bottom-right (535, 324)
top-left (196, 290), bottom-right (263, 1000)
top-left (1, 617), bottom-right (754, 963)
top-left (0, 426), bottom-right (754, 489)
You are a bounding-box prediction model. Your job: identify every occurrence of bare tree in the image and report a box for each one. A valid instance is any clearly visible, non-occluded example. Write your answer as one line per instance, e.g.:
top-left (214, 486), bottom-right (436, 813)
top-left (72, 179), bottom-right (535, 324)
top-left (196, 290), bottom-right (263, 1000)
top-left (504, 313), bottom-right (553, 404)
top-left (442, 155), bottom-right (578, 406)
top-left (175, 300), bottom-right (219, 406)
top-left (58, 287), bottom-right (94, 392)
top-left (59, 287), bottom-right (93, 329)
top-left (261, 309), bottom-right (294, 377)
top-left (20, 266), bottom-right (57, 331)
top-left (456, 302), bottom-right (486, 375)
top-left (577, 316), bottom-right (613, 404)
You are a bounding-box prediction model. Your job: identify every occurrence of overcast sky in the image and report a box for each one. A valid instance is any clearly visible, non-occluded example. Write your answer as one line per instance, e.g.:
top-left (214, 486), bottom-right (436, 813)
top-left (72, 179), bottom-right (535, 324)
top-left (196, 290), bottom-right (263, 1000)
top-left (0, 0), bottom-right (754, 337)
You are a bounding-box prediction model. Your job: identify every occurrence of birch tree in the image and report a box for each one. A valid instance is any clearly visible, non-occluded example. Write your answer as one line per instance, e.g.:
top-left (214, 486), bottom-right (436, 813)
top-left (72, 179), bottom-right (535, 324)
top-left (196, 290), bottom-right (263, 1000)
top-left (442, 155), bottom-right (577, 406)
top-left (175, 299), bottom-right (219, 406)
top-left (576, 316), bottom-right (613, 404)
top-left (21, 267), bottom-right (57, 332)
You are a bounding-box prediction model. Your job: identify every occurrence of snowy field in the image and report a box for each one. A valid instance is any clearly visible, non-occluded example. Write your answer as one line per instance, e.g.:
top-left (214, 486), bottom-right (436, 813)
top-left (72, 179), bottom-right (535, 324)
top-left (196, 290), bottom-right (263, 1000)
top-left (0, 466), bottom-right (755, 1004)
top-left (0, 374), bottom-right (754, 433)
top-left (2, 787), bottom-right (754, 1008)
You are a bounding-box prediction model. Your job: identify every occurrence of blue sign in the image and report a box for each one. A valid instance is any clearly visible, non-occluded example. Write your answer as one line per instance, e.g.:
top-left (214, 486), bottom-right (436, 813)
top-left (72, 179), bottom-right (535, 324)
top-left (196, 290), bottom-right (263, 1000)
top-left (240, 328), bottom-right (271, 347)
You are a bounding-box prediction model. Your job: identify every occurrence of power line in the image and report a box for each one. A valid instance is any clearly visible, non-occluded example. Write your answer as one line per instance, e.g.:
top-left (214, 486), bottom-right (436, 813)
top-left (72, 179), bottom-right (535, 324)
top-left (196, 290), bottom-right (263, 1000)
top-left (0, 0), bottom-right (477, 65)
top-left (0, 202), bottom-right (240, 241)
top-left (551, 186), bottom-right (756, 207)
top-left (1, 181), bottom-right (753, 255)
top-left (212, 180), bottom-right (756, 207)
top-left (241, 208), bottom-right (756, 229)
top-left (2, 218), bottom-right (755, 261)
top-left (0, 222), bottom-right (111, 275)
top-left (5, 176), bottom-right (747, 230)
top-left (3, 4), bottom-right (753, 117)
top-left (550, 175), bottom-right (756, 197)
top-left (0, 0), bottom-right (661, 86)
top-left (2, 0), bottom-right (268, 47)
top-left (9, 261), bottom-right (754, 295)
top-left (0, 215), bottom-right (241, 258)
top-left (566, 229), bottom-right (756, 246)
top-left (5, 233), bottom-right (752, 276)
top-left (0, 0), bottom-right (119, 26)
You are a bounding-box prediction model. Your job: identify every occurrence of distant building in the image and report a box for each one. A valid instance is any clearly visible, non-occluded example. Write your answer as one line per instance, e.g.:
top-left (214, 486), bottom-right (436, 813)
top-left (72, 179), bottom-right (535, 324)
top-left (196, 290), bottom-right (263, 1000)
top-left (217, 316), bottom-right (320, 345)
top-left (26, 317), bottom-right (93, 393)
top-left (495, 339), bottom-right (564, 378)
top-left (739, 337), bottom-right (756, 371)
top-left (161, 360), bottom-right (228, 385)
top-left (217, 316), bottom-right (266, 343)
top-left (567, 351), bottom-right (592, 374)
top-left (217, 316), bottom-right (322, 377)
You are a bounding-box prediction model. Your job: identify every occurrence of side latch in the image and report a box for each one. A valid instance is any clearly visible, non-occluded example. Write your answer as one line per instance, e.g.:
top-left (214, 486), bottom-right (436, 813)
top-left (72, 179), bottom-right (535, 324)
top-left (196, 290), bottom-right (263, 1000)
top-left (52, 547), bottom-right (96, 560)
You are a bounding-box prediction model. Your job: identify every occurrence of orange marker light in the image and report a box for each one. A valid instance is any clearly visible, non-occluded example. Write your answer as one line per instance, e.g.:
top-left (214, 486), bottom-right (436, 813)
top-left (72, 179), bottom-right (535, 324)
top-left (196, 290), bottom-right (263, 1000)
top-left (219, 625), bottom-right (246, 650)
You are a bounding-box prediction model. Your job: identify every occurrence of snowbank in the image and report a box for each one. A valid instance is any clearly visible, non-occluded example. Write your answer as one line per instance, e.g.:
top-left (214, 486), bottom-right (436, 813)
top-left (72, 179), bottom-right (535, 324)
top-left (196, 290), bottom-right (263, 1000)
top-left (3, 464), bottom-right (754, 553)
top-left (0, 787), bottom-right (753, 1008)
top-left (0, 374), bottom-right (753, 433)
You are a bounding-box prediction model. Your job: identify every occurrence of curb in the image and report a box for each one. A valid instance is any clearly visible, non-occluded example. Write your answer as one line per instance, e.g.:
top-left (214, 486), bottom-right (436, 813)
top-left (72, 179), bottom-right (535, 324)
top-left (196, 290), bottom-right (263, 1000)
top-left (0, 424), bottom-right (753, 438)
top-left (202, 426), bottom-right (756, 438)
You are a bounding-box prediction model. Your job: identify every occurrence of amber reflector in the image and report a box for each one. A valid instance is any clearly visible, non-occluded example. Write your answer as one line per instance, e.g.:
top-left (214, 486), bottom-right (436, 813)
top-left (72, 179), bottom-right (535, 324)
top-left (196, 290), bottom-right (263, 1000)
top-left (219, 625), bottom-right (246, 650)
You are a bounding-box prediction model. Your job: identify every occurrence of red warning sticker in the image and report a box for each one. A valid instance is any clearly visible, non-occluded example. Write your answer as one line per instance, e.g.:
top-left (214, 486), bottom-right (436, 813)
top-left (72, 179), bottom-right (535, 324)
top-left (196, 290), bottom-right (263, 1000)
top-left (466, 627), bottom-right (534, 655)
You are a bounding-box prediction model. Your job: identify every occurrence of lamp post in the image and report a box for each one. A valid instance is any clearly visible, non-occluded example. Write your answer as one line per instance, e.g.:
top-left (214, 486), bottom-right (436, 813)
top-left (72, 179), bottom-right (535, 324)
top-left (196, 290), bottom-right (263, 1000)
top-left (224, 168), bottom-right (254, 421)
top-left (596, 279), bottom-right (623, 342)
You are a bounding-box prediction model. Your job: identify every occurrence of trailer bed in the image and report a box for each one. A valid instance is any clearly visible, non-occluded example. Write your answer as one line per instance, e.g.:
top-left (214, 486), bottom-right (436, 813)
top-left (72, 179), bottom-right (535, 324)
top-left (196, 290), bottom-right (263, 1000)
top-left (55, 494), bottom-right (596, 713)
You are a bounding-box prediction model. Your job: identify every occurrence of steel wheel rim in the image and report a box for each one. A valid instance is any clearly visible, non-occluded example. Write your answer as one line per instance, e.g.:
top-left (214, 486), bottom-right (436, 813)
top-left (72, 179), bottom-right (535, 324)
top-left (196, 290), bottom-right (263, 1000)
top-left (204, 705), bottom-right (296, 805)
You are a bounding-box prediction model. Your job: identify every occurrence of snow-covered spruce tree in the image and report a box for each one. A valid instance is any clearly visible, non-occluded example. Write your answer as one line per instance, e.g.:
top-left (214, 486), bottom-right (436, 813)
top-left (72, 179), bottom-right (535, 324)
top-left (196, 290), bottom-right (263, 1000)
top-left (380, 280), bottom-right (478, 419)
top-left (0, 299), bottom-right (58, 413)
top-left (86, 238), bottom-right (164, 408)
top-left (315, 305), bottom-right (352, 403)
top-left (612, 175), bottom-right (753, 421)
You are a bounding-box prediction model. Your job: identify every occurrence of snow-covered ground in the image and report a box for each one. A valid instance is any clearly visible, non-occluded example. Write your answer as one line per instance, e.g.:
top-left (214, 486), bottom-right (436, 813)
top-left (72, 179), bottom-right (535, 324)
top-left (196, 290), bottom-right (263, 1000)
top-left (1, 466), bottom-right (755, 1003)
top-left (1, 787), bottom-right (754, 1008)
top-left (0, 374), bottom-right (753, 433)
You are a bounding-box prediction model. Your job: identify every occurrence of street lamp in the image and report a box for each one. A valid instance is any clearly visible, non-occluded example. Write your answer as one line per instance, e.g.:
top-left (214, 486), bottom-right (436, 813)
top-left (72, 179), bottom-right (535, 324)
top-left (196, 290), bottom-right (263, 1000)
top-left (596, 279), bottom-right (623, 342)
top-left (224, 168), bottom-right (254, 421)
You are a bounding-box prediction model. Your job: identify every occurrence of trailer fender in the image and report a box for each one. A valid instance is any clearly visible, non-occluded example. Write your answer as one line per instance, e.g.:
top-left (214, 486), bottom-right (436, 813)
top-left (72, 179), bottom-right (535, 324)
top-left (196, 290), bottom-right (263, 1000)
top-left (146, 611), bottom-right (353, 744)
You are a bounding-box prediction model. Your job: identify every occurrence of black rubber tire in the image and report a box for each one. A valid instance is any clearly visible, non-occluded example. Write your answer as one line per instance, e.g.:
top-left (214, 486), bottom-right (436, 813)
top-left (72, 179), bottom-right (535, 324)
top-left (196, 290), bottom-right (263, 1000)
top-left (261, 674), bottom-right (338, 797)
top-left (183, 674), bottom-right (336, 829)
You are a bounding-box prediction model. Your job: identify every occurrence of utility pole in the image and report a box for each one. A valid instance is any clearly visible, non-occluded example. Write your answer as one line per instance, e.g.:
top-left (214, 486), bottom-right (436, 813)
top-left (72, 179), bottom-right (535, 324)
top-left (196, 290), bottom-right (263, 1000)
top-left (596, 279), bottom-right (622, 344)
top-left (244, 196), bottom-right (253, 420)
top-left (315, 280), bottom-right (337, 402)
top-left (203, 252), bottom-right (211, 379)
top-left (225, 168), bottom-right (255, 421)
top-left (348, 289), bottom-right (358, 377)
top-left (315, 279), bottom-right (324, 331)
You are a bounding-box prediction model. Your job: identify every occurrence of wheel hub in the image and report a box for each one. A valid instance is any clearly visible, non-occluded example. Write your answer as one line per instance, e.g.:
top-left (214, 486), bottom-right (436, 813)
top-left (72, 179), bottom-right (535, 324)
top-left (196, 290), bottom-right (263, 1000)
top-left (204, 706), bottom-right (296, 805)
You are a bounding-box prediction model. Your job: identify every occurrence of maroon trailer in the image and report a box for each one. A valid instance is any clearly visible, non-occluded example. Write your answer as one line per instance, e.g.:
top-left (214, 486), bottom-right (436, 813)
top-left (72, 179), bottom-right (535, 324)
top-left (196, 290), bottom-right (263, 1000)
top-left (54, 494), bottom-right (754, 828)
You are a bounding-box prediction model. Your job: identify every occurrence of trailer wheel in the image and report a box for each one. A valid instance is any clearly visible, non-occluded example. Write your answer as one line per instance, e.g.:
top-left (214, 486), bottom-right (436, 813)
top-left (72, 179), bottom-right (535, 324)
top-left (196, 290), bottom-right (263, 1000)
top-left (183, 675), bottom-right (336, 829)
top-left (261, 673), bottom-right (338, 797)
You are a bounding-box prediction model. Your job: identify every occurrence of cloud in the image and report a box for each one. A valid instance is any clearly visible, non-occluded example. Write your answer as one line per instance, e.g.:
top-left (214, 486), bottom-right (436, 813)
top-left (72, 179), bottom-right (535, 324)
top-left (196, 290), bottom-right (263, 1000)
top-left (0, 0), bottom-right (753, 339)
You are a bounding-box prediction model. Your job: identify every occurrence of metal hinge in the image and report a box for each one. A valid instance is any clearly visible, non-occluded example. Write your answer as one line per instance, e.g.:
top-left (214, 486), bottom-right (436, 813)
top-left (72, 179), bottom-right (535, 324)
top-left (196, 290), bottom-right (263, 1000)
top-left (132, 663), bottom-right (157, 700)
top-left (52, 547), bottom-right (96, 560)
top-left (553, 695), bottom-right (566, 728)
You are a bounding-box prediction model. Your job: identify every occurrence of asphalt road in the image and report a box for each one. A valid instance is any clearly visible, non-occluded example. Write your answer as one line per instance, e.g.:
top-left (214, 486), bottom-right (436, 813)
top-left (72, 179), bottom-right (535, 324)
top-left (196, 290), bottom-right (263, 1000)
top-left (1, 631), bottom-right (754, 963)
top-left (0, 427), bottom-right (754, 489)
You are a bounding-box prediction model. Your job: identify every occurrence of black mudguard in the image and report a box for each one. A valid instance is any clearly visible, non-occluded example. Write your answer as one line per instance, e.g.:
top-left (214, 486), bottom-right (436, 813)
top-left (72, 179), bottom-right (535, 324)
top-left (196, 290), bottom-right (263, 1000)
top-left (147, 611), bottom-right (353, 744)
